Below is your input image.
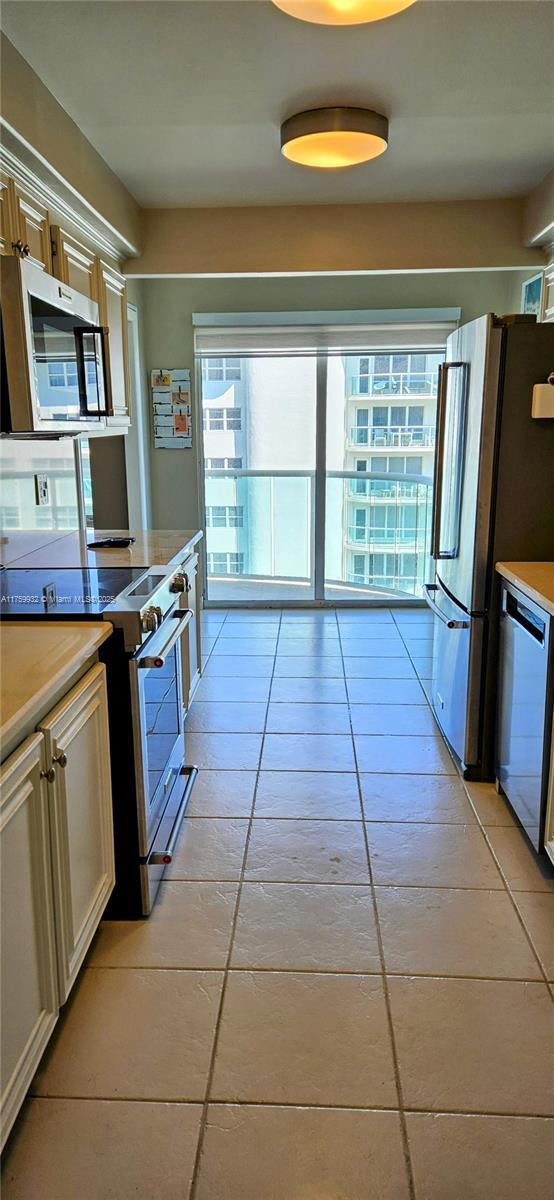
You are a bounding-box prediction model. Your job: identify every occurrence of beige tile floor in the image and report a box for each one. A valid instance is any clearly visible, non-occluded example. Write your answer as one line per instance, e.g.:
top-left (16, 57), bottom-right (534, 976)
top-left (2, 606), bottom-right (553, 1200)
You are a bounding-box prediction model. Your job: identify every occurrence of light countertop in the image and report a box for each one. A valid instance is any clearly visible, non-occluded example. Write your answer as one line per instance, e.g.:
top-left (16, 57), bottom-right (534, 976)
top-left (1, 529), bottom-right (202, 570)
top-left (496, 562), bottom-right (554, 617)
top-left (1, 621), bottom-right (112, 759)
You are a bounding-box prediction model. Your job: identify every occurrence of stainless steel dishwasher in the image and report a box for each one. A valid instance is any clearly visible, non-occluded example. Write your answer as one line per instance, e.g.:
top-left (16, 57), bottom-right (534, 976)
top-left (496, 581), bottom-right (553, 850)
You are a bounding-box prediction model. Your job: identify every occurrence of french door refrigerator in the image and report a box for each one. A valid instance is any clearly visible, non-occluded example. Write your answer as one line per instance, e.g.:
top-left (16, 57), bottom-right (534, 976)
top-left (425, 313), bottom-right (554, 778)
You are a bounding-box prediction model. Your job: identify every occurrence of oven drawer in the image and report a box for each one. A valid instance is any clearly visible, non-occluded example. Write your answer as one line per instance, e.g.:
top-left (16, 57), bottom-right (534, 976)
top-left (140, 766), bottom-right (198, 915)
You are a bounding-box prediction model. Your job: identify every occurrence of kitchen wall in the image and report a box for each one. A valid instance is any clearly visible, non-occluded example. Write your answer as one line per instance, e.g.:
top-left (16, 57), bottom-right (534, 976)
top-left (127, 198), bottom-right (545, 276)
top-left (133, 268), bottom-right (531, 530)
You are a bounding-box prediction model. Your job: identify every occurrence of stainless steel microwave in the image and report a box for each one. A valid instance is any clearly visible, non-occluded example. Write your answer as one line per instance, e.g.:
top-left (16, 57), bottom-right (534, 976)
top-left (1, 256), bottom-right (111, 432)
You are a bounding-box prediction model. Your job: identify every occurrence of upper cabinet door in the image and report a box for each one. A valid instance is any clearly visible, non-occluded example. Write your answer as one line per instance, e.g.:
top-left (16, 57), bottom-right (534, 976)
top-left (0, 171), bottom-right (17, 256)
top-left (0, 732), bottom-right (59, 1151)
top-left (95, 258), bottom-right (131, 423)
top-left (12, 183), bottom-right (52, 272)
top-left (50, 225), bottom-right (98, 300)
top-left (39, 663), bottom-right (115, 1003)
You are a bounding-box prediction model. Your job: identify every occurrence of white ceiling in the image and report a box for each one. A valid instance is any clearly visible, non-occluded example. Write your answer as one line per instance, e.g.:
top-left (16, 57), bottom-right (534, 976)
top-left (2, 0), bottom-right (553, 208)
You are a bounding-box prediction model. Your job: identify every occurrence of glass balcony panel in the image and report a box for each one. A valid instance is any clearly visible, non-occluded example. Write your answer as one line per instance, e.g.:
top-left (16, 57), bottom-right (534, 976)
top-left (204, 471), bottom-right (314, 601)
top-left (325, 473), bottom-right (433, 601)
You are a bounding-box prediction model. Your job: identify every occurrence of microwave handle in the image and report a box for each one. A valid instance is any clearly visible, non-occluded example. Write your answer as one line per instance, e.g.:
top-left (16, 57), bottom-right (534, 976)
top-left (74, 325), bottom-right (111, 417)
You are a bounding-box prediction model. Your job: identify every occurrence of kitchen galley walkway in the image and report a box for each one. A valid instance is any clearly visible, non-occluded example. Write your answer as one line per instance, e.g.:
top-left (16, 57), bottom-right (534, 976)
top-left (2, 606), bottom-right (553, 1200)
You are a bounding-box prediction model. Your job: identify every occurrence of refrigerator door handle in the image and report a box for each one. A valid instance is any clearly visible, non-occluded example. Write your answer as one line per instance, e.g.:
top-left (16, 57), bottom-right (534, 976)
top-left (431, 360), bottom-right (465, 560)
top-left (424, 583), bottom-right (470, 629)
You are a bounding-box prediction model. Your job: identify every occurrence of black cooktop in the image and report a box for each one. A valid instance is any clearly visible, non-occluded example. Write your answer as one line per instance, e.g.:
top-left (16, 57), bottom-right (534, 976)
top-left (0, 567), bottom-right (146, 616)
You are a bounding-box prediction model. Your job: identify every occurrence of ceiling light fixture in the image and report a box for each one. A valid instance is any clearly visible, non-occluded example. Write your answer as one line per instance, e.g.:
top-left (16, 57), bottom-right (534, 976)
top-left (280, 107), bottom-right (388, 169)
top-left (272, 0), bottom-right (417, 25)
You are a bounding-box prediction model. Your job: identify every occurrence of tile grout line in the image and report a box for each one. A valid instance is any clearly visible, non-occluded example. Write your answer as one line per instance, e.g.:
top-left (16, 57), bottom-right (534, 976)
top-left (460, 785), bottom-right (553, 993)
top-left (187, 607), bottom-right (283, 1200)
top-left (391, 610), bottom-right (554, 996)
top-left (337, 614), bottom-right (417, 1200)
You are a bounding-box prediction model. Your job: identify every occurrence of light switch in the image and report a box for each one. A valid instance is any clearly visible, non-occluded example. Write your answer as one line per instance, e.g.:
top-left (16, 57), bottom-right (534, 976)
top-left (34, 473), bottom-right (50, 505)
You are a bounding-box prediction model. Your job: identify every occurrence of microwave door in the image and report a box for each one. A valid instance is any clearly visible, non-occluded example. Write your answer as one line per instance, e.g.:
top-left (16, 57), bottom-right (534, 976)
top-left (30, 301), bottom-right (83, 423)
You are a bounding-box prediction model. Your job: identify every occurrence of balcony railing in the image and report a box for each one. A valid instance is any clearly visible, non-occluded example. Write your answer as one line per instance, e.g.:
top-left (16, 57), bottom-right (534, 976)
top-left (349, 425), bottom-right (436, 448)
top-left (204, 468), bottom-right (433, 600)
top-left (347, 525), bottom-right (427, 549)
top-left (348, 479), bottom-right (421, 499)
top-left (352, 371), bottom-right (439, 396)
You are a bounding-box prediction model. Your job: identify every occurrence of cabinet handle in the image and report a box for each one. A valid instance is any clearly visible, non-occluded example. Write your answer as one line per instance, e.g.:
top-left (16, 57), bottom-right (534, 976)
top-left (40, 766), bottom-right (56, 783)
top-left (53, 750), bottom-right (68, 768)
top-left (12, 239), bottom-right (30, 257)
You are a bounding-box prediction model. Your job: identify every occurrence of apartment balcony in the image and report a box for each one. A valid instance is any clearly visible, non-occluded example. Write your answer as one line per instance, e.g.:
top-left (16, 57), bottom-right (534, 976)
top-left (351, 371), bottom-right (439, 397)
top-left (204, 469), bottom-right (433, 601)
top-left (346, 525), bottom-right (428, 551)
top-left (348, 424), bottom-right (436, 449)
top-left (348, 479), bottom-right (422, 500)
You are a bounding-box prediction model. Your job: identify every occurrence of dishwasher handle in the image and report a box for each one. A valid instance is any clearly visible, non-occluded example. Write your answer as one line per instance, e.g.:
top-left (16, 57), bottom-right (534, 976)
top-left (503, 590), bottom-right (546, 646)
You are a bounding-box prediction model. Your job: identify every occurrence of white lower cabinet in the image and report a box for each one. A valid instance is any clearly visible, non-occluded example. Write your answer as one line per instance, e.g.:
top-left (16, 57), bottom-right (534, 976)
top-left (1, 663), bottom-right (115, 1148)
top-left (1, 734), bottom-right (59, 1150)
top-left (38, 663), bottom-right (115, 1001)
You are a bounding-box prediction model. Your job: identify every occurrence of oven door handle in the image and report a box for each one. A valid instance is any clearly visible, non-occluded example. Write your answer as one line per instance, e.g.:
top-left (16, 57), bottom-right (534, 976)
top-left (137, 609), bottom-right (192, 668)
top-left (148, 765), bottom-right (198, 864)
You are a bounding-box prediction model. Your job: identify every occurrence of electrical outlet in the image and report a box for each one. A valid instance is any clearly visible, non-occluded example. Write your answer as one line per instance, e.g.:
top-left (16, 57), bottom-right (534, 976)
top-left (34, 474), bottom-right (49, 506)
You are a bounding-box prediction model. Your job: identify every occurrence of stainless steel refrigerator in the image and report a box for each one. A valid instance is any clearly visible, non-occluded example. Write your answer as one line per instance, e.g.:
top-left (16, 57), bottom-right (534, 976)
top-left (425, 313), bottom-right (554, 778)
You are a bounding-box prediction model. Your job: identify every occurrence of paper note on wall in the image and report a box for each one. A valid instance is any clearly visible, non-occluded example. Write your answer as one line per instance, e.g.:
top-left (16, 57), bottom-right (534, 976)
top-left (151, 369), bottom-right (193, 448)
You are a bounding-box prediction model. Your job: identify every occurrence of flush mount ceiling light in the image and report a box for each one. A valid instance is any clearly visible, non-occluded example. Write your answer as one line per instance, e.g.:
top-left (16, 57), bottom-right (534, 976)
top-left (280, 107), bottom-right (388, 169)
top-left (272, 0), bottom-right (417, 25)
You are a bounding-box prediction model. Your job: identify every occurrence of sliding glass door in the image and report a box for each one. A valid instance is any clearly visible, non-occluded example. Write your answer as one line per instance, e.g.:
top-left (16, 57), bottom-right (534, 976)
top-left (324, 351), bottom-right (440, 601)
top-left (202, 355), bottom-right (316, 602)
top-left (199, 343), bottom-right (443, 605)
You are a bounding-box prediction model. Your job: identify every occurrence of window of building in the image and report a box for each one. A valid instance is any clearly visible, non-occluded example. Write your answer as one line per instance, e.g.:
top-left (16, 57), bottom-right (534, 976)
top-left (372, 407), bottom-right (388, 427)
top-left (205, 457), bottom-right (243, 469)
top-left (352, 553), bottom-right (365, 578)
top-left (202, 357), bottom-right (241, 382)
top-left (391, 405), bottom-right (407, 426)
top-left (206, 505), bottom-right (244, 528)
top-left (207, 552), bottom-right (245, 575)
top-left (203, 407), bottom-right (242, 432)
top-left (370, 455), bottom-right (423, 475)
top-left (0, 506), bottom-right (20, 528)
top-left (206, 505), bottom-right (227, 528)
top-left (354, 459), bottom-right (368, 493)
top-left (47, 360), bottom-right (97, 390)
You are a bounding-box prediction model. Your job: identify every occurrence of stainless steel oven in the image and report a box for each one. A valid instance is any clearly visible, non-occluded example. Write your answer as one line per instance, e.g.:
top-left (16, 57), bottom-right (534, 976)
top-left (1, 256), bottom-right (110, 431)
